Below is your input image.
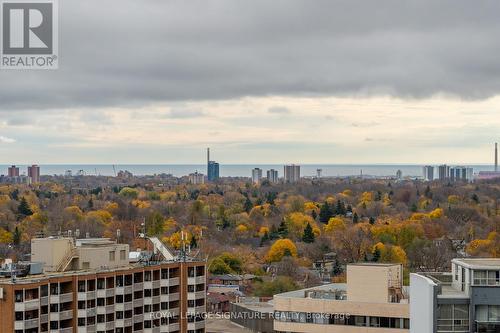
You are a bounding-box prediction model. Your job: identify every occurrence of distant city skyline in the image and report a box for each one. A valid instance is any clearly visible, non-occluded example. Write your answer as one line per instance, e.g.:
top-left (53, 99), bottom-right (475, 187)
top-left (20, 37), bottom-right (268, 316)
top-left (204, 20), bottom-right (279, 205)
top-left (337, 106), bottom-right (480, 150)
top-left (1, 1), bottom-right (500, 164)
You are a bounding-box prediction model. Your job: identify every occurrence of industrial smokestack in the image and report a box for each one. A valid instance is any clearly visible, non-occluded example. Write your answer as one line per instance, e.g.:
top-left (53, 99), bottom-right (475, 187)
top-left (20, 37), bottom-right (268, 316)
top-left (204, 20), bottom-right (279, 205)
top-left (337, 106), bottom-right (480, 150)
top-left (496, 142), bottom-right (498, 172)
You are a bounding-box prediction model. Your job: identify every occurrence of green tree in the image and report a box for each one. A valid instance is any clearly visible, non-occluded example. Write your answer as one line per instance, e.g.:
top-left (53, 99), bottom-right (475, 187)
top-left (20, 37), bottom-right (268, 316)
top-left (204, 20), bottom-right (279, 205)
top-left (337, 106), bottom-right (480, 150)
top-left (146, 212), bottom-right (165, 235)
top-left (352, 212), bottom-right (359, 223)
top-left (369, 217), bottom-right (376, 225)
top-left (278, 219), bottom-right (288, 238)
top-left (319, 202), bottom-right (332, 223)
top-left (253, 276), bottom-right (298, 297)
top-left (372, 247), bottom-right (381, 262)
top-left (13, 226), bottom-right (21, 245)
top-left (302, 222), bottom-right (315, 243)
top-left (244, 196), bottom-right (253, 213)
top-left (18, 197), bottom-right (33, 216)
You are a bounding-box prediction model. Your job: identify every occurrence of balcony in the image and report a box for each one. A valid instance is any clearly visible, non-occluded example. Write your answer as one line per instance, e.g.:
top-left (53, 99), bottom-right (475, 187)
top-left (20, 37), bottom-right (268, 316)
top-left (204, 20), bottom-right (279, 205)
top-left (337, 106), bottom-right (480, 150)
top-left (15, 298), bottom-right (39, 311)
top-left (60, 310), bottom-right (73, 321)
top-left (105, 304), bottom-right (115, 314)
top-left (14, 318), bottom-right (39, 330)
top-left (124, 301), bottom-right (133, 311)
top-left (169, 323), bottom-right (180, 331)
top-left (188, 276), bottom-right (206, 285)
top-left (133, 314), bottom-right (143, 324)
top-left (169, 277), bottom-right (180, 286)
top-left (188, 321), bottom-right (206, 330)
top-left (188, 291), bottom-right (206, 300)
top-left (169, 292), bottom-right (180, 302)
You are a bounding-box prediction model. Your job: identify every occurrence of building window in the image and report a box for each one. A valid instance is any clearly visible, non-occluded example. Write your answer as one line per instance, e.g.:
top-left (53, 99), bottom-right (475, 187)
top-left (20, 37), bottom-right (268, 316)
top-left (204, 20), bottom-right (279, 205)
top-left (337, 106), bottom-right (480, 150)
top-left (120, 250), bottom-right (126, 260)
top-left (82, 262), bottom-right (90, 269)
top-left (109, 251), bottom-right (115, 261)
top-left (437, 304), bottom-right (469, 332)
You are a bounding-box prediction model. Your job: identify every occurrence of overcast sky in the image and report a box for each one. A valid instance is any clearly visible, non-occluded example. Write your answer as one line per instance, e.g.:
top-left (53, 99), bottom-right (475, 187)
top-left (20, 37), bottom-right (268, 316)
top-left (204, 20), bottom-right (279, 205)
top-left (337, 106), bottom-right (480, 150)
top-left (1, 0), bottom-right (500, 164)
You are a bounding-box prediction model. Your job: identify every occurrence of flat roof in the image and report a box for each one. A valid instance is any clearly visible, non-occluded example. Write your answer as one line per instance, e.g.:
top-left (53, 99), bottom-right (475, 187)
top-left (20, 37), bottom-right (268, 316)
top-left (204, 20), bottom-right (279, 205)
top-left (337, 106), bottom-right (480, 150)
top-left (274, 283), bottom-right (347, 299)
top-left (452, 258), bottom-right (500, 269)
top-left (233, 301), bottom-right (274, 314)
top-left (0, 259), bottom-right (205, 285)
top-left (348, 263), bottom-right (401, 267)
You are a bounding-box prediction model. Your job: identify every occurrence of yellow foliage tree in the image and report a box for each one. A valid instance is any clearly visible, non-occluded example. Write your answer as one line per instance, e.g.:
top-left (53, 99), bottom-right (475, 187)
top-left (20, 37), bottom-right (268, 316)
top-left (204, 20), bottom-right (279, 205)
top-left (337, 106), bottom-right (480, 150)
top-left (286, 212), bottom-right (316, 237)
top-left (265, 239), bottom-right (298, 262)
top-left (448, 195), bottom-right (460, 205)
top-left (0, 228), bottom-right (13, 244)
top-left (258, 226), bottom-right (270, 237)
top-left (429, 208), bottom-right (444, 219)
top-left (166, 231), bottom-right (192, 250)
top-left (324, 217), bottom-right (346, 233)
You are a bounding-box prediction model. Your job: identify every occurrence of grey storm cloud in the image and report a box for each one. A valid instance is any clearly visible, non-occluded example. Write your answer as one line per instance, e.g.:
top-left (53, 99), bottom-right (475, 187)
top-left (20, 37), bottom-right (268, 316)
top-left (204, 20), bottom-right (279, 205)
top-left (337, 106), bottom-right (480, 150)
top-left (1, 0), bottom-right (500, 111)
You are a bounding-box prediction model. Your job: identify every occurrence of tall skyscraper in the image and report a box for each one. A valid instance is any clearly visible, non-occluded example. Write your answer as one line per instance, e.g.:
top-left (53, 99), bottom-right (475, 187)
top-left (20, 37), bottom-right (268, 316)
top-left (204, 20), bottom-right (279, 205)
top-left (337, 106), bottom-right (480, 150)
top-left (284, 164), bottom-right (300, 183)
top-left (28, 164), bottom-right (40, 183)
top-left (422, 165), bottom-right (434, 181)
top-left (450, 166), bottom-right (474, 182)
top-left (251, 168), bottom-right (263, 184)
top-left (438, 164), bottom-right (449, 181)
top-left (7, 165), bottom-right (19, 177)
top-left (207, 148), bottom-right (220, 181)
top-left (267, 169), bottom-right (278, 183)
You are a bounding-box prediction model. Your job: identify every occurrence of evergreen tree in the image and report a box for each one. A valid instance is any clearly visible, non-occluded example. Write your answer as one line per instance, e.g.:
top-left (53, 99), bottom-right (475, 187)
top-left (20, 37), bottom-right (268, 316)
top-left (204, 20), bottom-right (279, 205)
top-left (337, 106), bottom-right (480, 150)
top-left (302, 223), bottom-right (315, 243)
top-left (352, 212), bottom-right (359, 223)
top-left (190, 236), bottom-right (198, 249)
top-left (88, 197), bottom-right (94, 209)
top-left (319, 202), bottom-right (332, 223)
top-left (336, 200), bottom-right (346, 216)
top-left (410, 203), bottom-right (418, 212)
top-left (244, 197), bottom-right (253, 213)
top-left (18, 197), bottom-right (33, 216)
top-left (269, 225), bottom-right (279, 240)
top-left (311, 210), bottom-right (317, 220)
top-left (346, 204), bottom-right (353, 213)
top-left (278, 219), bottom-right (288, 238)
top-left (472, 193), bottom-right (479, 204)
top-left (375, 191), bottom-right (382, 201)
top-left (369, 216), bottom-right (376, 225)
top-left (372, 248), bottom-right (381, 262)
top-left (332, 259), bottom-right (343, 276)
top-left (13, 226), bottom-right (21, 245)
top-left (425, 185), bottom-right (432, 198)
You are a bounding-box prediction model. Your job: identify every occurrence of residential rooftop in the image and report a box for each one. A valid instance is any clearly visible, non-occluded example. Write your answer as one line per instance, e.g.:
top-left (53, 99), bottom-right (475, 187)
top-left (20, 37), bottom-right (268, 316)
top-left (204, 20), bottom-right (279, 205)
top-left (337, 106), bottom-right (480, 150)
top-left (452, 258), bottom-right (500, 269)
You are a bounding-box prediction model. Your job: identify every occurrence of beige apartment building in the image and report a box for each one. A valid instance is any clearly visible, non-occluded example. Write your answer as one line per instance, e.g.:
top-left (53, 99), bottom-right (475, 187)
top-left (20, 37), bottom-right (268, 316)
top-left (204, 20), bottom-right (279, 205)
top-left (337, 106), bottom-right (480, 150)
top-left (273, 263), bottom-right (409, 333)
top-left (0, 237), bottom-right (206, 333)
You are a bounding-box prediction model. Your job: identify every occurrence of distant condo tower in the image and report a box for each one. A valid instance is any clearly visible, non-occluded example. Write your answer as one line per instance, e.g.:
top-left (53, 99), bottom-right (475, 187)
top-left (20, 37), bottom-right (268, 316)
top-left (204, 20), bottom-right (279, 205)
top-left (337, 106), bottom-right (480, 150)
top-left (284, 164), bottom-right (300, 183)
top-left (7, 165), bottom-right (19, 177)
top-left (267, 169), bottom-right (279, 183)
top-left (251, 168), bottom-right (263, 184)
top-left (423, 165), bottom-right (434, 181)
top-left (207, 148), bottom-right (220, 181)
top-left (28, 164), bottom-right (40, 183)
